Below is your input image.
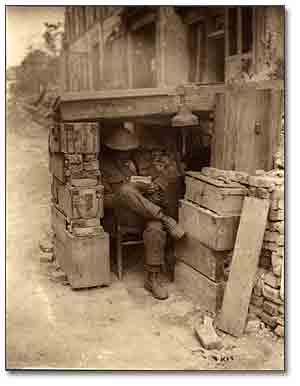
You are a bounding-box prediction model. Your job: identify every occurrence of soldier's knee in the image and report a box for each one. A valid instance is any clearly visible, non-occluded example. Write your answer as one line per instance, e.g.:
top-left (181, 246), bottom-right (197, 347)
top-left (118, 182), bottom-right (137, 198)
top-left (145, 220), bottom-right (165, 233)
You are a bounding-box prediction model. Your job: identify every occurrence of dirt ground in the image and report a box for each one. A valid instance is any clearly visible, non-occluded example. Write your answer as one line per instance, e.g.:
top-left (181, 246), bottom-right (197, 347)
top-left (6, 103), bottom-right (284, 370)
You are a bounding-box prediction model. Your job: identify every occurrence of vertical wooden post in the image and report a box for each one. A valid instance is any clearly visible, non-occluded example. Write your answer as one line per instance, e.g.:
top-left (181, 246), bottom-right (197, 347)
top-left (157, 7), bottom-right (166, 87)
top-left (237, 7), bottom-right (242, 54)
top-left (99, 21), bottom-right (104, 86)
top-left (127, 33), bottom-right (133, 88)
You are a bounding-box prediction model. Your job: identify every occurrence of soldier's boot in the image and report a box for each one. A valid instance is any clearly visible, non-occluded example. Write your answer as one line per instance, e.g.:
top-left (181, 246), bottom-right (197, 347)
top-left (159, 213), bottom-right (185, 241)
top-left (144, 271), bottom-right (169, 300)
top-left (143, 222), bottom-right (169, 300)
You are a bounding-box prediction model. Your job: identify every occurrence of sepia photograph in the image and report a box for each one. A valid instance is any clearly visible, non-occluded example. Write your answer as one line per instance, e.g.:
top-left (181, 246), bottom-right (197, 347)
top-left (5, 4), bottom-right (285, 371)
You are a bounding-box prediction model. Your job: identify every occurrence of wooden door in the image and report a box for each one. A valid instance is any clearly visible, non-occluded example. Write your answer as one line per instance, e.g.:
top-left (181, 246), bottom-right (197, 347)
top-left (212, 88), bottom-right (282, 173)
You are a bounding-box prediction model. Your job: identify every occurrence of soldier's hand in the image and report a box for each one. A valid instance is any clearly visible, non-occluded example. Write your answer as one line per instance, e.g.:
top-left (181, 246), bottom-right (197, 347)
top-left (145, 182), bottom-right (160, 195)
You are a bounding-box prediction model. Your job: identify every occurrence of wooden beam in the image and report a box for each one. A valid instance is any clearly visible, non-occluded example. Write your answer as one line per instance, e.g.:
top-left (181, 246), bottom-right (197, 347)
top-left (61, 87), bottom-right (178, 102)
top-left (59, 85), bottom-right (224, 121)
top-left (60, 92), bottom-right (180, 121)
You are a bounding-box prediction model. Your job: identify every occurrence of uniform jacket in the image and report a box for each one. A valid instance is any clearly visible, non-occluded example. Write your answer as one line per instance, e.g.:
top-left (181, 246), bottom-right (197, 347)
top-left (101, 149), bottom-right (181, 209)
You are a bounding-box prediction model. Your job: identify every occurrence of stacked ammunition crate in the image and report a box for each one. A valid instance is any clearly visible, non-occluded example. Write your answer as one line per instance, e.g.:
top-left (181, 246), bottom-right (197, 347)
top-left (175, 170), bottom-right (247, 313)
top-left (49, 122), bottom-right (110, 289)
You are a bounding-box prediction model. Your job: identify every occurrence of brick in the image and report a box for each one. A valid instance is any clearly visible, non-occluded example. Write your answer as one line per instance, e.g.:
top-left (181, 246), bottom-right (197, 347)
top-left (230, 171), bottom-right (249, 185)
top-left (194, 316), bottom-right (223, 350)
top-left (259, 249), bottom-right (272, 269)
top-left (263, 241), bottom-right (278, 252)
top-left (178, 199), bottom-right (240, 251)
top-left (175, 261), bottom-right (225, 314)
top-left (49, 153), bottom-right (101, 185)
top-left (248, 176), bottom-right (275, 189)
top-left (253, 276), bottom-right (263, 296)
top-left (83, 160), bottom-right (100, 171)
top-left (245, 319), bottom-right (261, 333)
top-left (39, 239), bottom-right (53, 253)
top-left (40, 251), bottom-right (54, 263)
top-left (83, 153), bottom-right (98, 162)
top-left (262, 283), bottom-right (283, 305)
top-left (248, 304), bottom-right (263, 318)
top-left (263, 231), bottom-right (281, 243)
top-left (271, 187), bottom-right (284, 200)
top-left (269, 209), bottom-right (284, 221)
top-left (277, 235), bottom-right (284, 246)
top-left (264, 272), bottom-right (281, 289)
top-left (277, 316), bottom-right (284, 326)
top-left (260, 311), bottom-right (278, 328)
top-left (270, 199), bottom-right (284, 211)
top-left (263, 300), bottom-right (280, 316)
top-left (278, 304), bottom-right (284, 315)
top-left (272, 222), bottom-right (284, 234)
top-left (255, 170), bottom-right (265, 176)
top-left (256, 188), bottom-right (271, 199)
top-left (251, 294), bottom-right (264, 307)
top-left (248, 187), bottom-right (257, 197)
top-left (51, 270), bottom-right (68, 282)
top-left (274, 325), bottom-right (284, 337)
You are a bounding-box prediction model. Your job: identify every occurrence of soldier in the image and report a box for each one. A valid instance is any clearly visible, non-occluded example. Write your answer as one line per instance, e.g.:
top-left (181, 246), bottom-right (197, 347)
top-left (102, 124), bottom-right (185, 300)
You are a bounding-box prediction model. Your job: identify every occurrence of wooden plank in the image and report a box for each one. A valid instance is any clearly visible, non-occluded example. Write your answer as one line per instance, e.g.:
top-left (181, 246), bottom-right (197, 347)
top-left (178, 199), bottom-right (240, 251)
top-left (234, 89), bottom-right (257, 172)
top-left (175, 261), bottom-right (225, 314)
top-left (175, 235), bottom-right (226, 281)
top-left (210, 92), bottom-right (225, 168)
top-left (217, 197), bottom-right (270, 337)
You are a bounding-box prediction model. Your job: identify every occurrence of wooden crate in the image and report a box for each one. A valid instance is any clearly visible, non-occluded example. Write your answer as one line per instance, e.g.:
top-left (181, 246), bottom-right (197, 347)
top-left (175, 261), bottom-right (225, 314)
top-left (52, 205), bottom-right (110, 289)
top-left (178, 199), bottom-right (240, 251)
top-left (51, 204), bottom-right (102, 234)
top-left (49, 122), bottom-right (100, 153)
top-left (51, 177), bottom-right (104, 219)
top-left (49, 152), bottom-right (100, 185)
top-left (185, 172), bottom-right (247, 216)
top-left (175, 235), bottom-right (226, 281)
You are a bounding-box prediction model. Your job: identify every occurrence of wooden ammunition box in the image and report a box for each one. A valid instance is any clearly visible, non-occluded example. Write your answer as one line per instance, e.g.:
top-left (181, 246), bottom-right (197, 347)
top-left (49, 122), bottom-right (100, 153)
top-left (51, 177), bottom-right (104, 219)
top-left (175, 261), bottom-right (225, 313)
top-left (185, 172), bottom-right (247, 216)
top-left (175, 235), bottom-right (226, 281)
top-left (51, 204), bottom-right (102, 234)
top-left (178, 199), bottom-right (240, 251)
top-left (51, 205), bottom-right (110, 289)
top-left (49, 152), bottom-right (101, 185)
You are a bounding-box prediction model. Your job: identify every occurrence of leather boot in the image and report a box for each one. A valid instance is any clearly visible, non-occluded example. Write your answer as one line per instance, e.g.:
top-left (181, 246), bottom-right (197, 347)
top-left (144, 271), bottom-right (169, 300)
top-left (143, 222), bottom-right (168, 300)
top-left (160, 214), bottom-right (185, 240)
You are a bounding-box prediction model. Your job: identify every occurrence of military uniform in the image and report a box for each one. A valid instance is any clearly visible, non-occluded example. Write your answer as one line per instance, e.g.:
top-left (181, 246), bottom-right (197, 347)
top-left (101, 126), bottom-right (185, 300)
